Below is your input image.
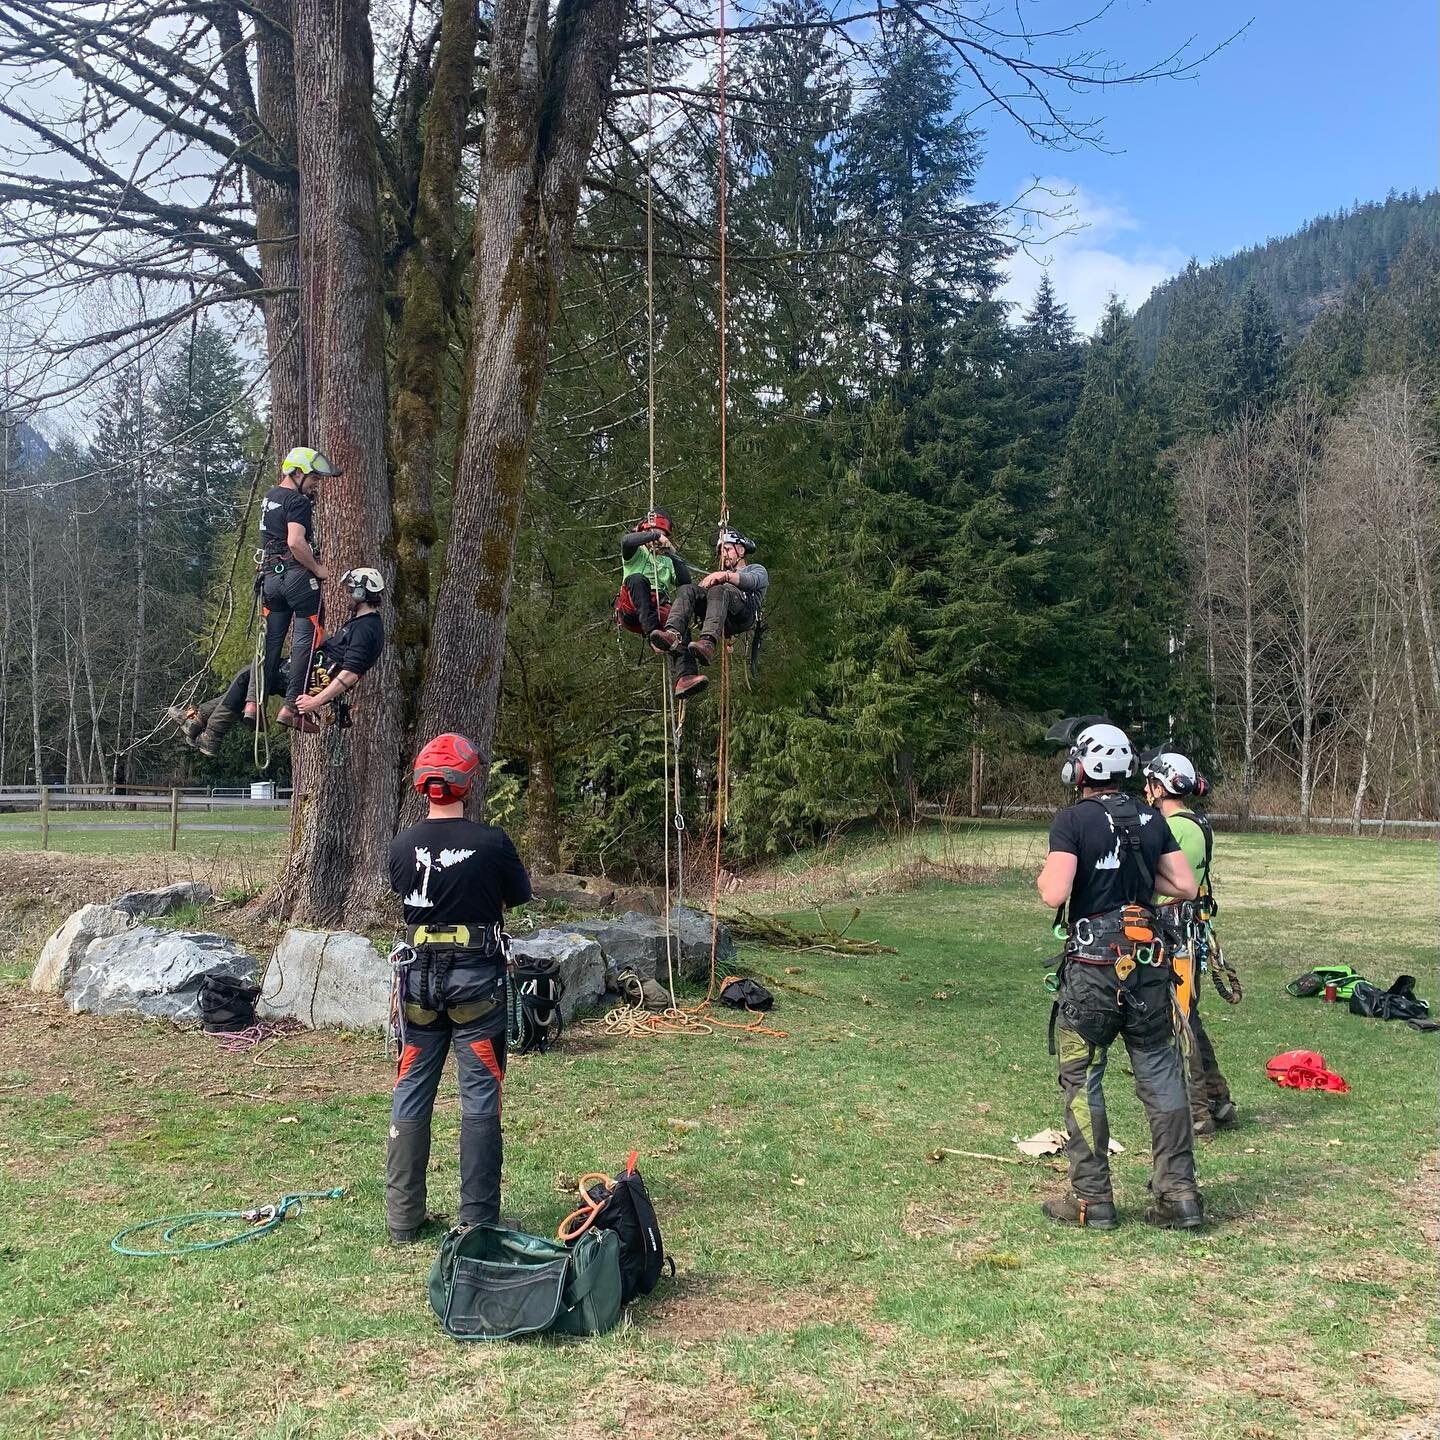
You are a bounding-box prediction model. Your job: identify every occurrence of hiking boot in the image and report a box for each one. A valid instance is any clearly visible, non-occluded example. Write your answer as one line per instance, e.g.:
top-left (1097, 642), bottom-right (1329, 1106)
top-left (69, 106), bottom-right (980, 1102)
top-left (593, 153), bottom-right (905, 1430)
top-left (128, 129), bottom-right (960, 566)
top-left (277, 705), bottom-right (321, 734)
top-left (1042, 1192), bottom-right (1117, 1230)
top-left (650, 628), bottom-right (681, 654)
top-left (1146, 1194), bottom-right (1204, 1230)
top-left (243, 700), bottom-right (260, 724)
top-left (674, 673), bottom-right (708, 699)
top-left (1212, 1101), bottom-right (1239, 1130)
top-left (166, 704), bottom-right (204, 740)
top-left (688, 635), bottom-right (717, 664)
top-left (388, 1212), bottom-right (448, 1246)
top-left (194, 730), bottom-right (222, 758)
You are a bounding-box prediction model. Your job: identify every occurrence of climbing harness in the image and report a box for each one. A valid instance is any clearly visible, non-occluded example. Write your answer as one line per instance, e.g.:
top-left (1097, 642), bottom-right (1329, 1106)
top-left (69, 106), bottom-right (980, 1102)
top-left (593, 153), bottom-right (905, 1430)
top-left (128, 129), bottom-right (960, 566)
top-left (110, 1187), bottom-right (344, 1257)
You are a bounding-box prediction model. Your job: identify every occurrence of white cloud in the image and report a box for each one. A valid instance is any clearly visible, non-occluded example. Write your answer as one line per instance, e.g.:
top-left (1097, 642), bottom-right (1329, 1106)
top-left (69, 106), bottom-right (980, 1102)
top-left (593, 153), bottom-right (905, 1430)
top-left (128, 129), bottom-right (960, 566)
top-left (998, 178), bottom-right (1187, 334)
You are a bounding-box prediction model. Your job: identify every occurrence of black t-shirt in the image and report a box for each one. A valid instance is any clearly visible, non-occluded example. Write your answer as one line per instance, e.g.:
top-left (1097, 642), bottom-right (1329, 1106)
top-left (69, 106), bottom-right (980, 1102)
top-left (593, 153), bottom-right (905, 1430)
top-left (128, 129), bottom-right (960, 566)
top-left (318, 612), bottom-right (384, 678)
top-left (260, 484), bottom-right (314, 555)
top-left (388, 818), bottom-right (532, 927)
top-left (1048, 791), bottom-right (1179, 918)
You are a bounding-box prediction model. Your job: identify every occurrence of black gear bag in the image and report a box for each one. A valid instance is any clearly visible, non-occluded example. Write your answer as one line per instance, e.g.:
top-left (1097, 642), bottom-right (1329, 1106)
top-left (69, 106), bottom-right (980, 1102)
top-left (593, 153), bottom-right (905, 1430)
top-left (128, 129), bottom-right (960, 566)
top-left (574, 1152), bottom-right (674, 1304)
top-left (197, 974), bottom-right (260, 1033)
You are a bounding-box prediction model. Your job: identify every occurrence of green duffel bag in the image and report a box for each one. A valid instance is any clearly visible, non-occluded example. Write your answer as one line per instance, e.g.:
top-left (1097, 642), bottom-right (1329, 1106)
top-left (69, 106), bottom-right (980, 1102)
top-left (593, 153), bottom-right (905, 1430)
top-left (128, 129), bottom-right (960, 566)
top-left (551, 1227), bottom-right (622, 1338)
top-left (428, 1223), bottom-right (622, 1342)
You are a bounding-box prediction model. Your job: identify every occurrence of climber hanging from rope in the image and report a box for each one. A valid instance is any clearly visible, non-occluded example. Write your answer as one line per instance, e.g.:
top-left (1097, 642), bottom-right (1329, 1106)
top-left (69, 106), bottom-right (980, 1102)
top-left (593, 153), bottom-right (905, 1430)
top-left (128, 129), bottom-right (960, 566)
top-left (258, 445), bottom-right (335, 730)
top-left (652, 528), bottom-right (767, 700)
top-left (614, 509), bottom-right (694, 649)
top-left (170, 568), bottom-right (386, 755)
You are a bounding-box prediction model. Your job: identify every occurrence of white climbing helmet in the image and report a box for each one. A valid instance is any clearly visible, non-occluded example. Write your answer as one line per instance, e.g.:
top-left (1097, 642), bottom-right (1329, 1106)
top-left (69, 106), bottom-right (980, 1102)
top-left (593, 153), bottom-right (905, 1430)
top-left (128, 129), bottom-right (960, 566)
top-left (341, 566), bottom-right (385, 602)
top-left (1061, 722), bottom-right (1136, 786)
top-left (1143, 750), bottom-right (1198, 797)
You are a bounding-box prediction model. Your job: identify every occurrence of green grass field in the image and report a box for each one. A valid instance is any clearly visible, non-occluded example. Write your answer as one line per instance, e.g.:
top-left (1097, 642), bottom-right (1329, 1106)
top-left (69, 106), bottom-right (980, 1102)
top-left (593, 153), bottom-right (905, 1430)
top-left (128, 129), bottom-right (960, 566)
top-left (0, 808), bottom-right (288, 860)
top-left (0, 823), bottom-right (1435, 1439)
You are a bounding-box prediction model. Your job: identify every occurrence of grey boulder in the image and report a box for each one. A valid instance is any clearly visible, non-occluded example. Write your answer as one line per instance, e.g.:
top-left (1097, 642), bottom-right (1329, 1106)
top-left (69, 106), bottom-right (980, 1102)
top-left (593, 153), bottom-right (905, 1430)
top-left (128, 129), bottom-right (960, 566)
top-left (258, 928), bottom-right (390, 1031)
top-left (509, 930), bottom-right (607, 1022)
top-left (111, 881), bottom-right (215, 920)
top-left (31, 903), bottom-right (135, 993)
top-left (568, 905), bottom-right (734, 988)
top-left (66, 927), bottom-right (257, 1022)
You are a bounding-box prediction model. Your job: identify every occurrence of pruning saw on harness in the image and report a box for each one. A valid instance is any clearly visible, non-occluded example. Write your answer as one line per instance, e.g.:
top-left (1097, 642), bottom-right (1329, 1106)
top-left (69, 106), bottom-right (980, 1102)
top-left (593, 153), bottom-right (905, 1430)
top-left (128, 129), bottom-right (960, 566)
top-left (1035, 717), bottom-right (1205, 1232)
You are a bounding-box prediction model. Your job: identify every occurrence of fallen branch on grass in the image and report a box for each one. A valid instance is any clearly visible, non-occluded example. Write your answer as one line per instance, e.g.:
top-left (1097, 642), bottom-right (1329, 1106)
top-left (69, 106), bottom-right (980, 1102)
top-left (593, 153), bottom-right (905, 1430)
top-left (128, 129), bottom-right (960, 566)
top-left (927, 1147), bottom-right (1026, 1166)
top-left (720, 906), bottom-right (898, 956)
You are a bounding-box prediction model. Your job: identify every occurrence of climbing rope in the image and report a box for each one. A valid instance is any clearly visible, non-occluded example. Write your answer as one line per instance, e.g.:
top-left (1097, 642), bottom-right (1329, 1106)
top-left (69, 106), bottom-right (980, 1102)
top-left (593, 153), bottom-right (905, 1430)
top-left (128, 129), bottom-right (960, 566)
top-left (251, 611), bottom-right (271, 772)
top-left (110, 1187), bottom-right (344, 1257)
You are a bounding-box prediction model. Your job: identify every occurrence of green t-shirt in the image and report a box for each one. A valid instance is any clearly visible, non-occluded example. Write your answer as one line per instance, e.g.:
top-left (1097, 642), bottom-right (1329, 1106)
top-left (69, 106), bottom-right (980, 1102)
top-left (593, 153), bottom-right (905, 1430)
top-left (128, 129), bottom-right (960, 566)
top-left (1159, 811), bottom-right (1209, 904)
top-left (621, 543), bottom-right (677, 598)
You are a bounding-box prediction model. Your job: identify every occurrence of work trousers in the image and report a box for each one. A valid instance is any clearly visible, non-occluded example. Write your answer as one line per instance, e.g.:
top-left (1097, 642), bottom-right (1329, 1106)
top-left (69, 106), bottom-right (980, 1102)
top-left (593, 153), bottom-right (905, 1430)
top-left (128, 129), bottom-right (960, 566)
top-left (665, 583), bottom-right (755, 680)
top-left (619, 574), bottom-right (670, 635)
top-left (1160, 906), bottom-right (1235, 1130)
top-left (262, 563), bottom-right (321, 708)
top-left (196, 667), bottom-right (253, 741)
top-left (1055, 958), bottom-right (1198, 1203)
top-left (388, 958), bottom-right (507, 1231)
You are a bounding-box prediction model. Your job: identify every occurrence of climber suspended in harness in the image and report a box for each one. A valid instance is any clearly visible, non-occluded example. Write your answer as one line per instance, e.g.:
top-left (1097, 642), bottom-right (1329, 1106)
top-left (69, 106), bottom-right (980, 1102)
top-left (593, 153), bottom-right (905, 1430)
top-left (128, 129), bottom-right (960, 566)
top-left (651, 526), bottom-right (769, 700)
top-left (616, 509), bottom-right (693, 650)
top-left (171, 566), bottom-right (385, 762)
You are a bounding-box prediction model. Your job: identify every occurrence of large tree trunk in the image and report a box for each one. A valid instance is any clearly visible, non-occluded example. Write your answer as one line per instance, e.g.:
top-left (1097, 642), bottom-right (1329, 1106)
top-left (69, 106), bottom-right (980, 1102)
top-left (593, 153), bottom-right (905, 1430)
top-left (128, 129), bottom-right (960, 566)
top-left (247, 0), bottom-right (308, 450)
top-left (419, 0), bottom-right (627, 804)
top-left (273, 0), bottom-right (399, 924)
top-left (388, 0), bottom-right (476, 741)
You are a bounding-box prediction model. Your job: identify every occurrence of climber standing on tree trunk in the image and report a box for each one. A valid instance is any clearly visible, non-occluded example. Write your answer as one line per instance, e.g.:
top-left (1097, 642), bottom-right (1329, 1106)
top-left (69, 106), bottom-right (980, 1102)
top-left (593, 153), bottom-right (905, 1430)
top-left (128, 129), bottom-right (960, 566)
top-left (259, 446), bottom-right (335, 732)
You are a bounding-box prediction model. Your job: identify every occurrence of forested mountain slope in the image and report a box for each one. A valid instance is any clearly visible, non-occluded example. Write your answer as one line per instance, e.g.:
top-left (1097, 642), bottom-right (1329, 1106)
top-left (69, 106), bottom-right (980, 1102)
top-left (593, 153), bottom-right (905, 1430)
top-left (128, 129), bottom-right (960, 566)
top-left (1134, 190), bottom-right (1440, 364)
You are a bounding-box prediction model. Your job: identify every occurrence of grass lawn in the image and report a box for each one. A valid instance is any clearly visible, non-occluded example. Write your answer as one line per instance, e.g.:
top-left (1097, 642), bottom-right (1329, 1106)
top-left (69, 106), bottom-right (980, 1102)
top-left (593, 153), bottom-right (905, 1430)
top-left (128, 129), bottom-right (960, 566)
top-left (0, 823), bottom-right (1435, 1439)
top-left (0, 808), bottom-right (288, 863)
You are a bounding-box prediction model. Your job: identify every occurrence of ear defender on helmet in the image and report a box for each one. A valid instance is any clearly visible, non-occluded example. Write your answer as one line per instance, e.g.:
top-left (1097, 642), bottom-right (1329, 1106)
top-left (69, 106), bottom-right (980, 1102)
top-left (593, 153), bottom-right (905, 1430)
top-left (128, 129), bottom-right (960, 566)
top-left (1141, 749), bottom-right (1199, 797)
top-left (1063, 723), bottom-right (1136, 787)
top-left (412, 733), bottom-right (482, 805)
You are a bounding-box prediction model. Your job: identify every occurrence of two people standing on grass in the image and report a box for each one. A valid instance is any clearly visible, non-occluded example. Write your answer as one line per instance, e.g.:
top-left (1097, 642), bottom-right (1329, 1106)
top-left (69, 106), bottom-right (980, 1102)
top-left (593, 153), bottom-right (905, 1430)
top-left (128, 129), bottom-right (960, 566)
top-left (1036, 720), bottom-right (1206, 1230)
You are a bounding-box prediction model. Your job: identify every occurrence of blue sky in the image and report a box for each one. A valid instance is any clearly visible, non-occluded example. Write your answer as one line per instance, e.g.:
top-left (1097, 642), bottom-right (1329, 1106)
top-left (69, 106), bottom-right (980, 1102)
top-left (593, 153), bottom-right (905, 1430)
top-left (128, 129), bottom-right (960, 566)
top-left (976, 0), bottom-right (1439, 330)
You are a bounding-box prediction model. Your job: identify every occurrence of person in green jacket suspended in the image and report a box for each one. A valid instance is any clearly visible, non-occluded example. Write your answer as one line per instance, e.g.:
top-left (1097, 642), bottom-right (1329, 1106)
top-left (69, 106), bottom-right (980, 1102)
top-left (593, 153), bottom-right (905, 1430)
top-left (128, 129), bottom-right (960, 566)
top-left (613, 509), bottom-right (693, 650)
top-left (1143, 750), bottom-right (1238, 1140)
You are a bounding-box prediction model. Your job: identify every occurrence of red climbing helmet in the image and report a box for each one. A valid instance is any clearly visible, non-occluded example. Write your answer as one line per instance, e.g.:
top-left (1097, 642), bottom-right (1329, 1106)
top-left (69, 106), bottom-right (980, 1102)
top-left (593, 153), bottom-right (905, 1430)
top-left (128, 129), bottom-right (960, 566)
top-left (641, 509), bottom-right (672, 535)
top-left (412, 733), bottom-right (481, 804)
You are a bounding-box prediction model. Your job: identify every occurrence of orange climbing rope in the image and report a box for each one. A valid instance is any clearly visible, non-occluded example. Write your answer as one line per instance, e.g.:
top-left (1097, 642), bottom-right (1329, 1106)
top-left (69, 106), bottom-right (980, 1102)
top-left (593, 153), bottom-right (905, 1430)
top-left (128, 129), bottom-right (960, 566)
top-left (592, 0), bottom-right (786, 1044)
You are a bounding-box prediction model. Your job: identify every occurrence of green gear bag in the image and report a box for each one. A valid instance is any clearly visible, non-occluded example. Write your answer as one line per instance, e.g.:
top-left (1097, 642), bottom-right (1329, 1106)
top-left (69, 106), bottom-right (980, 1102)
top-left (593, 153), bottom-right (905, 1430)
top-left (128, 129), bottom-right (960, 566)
top-left (428, 1223), bottom-right (622, 1342)
top-left (1286, 964), bottom-right (1366, 1000)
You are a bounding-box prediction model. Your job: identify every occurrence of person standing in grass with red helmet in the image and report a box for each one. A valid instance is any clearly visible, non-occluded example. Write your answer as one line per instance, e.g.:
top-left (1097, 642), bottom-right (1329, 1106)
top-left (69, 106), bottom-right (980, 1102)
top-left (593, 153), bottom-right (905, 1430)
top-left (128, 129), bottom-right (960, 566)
top-left (385, 734), bottom-right (532, 1244)
top-left (615, 508), bottom-right (694, 649)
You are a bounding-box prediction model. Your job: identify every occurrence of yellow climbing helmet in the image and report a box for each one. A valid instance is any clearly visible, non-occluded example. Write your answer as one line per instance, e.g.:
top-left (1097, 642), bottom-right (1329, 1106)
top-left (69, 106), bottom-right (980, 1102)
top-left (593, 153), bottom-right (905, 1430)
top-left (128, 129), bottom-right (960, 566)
top-left (281, 445), bottom-right (338, 477)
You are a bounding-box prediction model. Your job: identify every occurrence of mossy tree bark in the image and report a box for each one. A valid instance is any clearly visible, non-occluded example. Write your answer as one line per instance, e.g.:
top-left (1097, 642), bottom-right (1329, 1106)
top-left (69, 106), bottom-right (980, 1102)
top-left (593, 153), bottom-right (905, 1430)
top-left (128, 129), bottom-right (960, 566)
top-left (418, 0), bottom-right (628, 805)
top-left (272, 0), bottom-right (400, 924)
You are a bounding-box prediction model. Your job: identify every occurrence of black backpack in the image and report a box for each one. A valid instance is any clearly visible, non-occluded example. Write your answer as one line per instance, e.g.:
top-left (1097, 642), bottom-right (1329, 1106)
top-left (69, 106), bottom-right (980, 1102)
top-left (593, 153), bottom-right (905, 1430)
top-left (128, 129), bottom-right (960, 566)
top-left (197, 974), bottom-right (260, 1033)
top-left (575, 1154), bottom-right (673, 1304)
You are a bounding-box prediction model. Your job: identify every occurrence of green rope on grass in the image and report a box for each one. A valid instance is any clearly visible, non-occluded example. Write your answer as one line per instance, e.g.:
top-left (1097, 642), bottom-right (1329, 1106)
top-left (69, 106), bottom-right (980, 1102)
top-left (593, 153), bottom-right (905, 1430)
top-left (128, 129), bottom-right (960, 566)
top-left (110, 1187), bottom-right (345, 1257)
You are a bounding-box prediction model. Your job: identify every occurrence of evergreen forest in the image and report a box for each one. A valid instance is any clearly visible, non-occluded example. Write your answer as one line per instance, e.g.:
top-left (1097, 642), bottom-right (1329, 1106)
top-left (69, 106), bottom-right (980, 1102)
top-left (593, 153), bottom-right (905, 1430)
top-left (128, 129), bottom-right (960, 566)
top-left (1, 7), bottom-right (1436, 889)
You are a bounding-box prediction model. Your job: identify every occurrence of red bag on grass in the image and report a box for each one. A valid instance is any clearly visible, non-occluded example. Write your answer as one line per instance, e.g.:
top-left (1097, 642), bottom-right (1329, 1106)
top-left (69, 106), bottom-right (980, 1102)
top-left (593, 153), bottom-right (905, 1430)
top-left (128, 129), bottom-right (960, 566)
top-left (1266, 1049), bottom-right (1350, 1093)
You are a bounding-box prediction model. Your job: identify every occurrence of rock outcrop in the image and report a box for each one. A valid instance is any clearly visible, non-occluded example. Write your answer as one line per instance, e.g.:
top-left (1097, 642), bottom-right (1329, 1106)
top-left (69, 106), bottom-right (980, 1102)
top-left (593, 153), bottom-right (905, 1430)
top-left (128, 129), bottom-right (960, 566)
top-left (257, 928), bottom-right (391, 1031)
top-left (31, 903), bottom-right (136, 993)
top-left (65, 928), bottom-right (257, 1021)
top-left (110, 882), bottom-right (215, 920)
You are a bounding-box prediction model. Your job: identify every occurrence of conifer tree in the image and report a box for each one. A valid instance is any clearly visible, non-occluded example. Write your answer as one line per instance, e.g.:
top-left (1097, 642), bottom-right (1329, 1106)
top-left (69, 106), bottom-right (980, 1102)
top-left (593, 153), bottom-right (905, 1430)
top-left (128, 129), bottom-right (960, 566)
top-left (1218, 283), bottom-right (1284, 419)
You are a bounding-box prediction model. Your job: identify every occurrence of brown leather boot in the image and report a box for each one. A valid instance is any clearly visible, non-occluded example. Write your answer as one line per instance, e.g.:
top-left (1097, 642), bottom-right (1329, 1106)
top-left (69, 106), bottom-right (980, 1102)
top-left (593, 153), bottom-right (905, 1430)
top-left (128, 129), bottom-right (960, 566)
top-left (674, 673), bottom-right (708, 699)
top-left (650, 628), bottom-right (681, 654)
top-left (688, 635), bottom-right (717, 663)
top-left (1042, 1192), bottom-right (1117, 1229)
